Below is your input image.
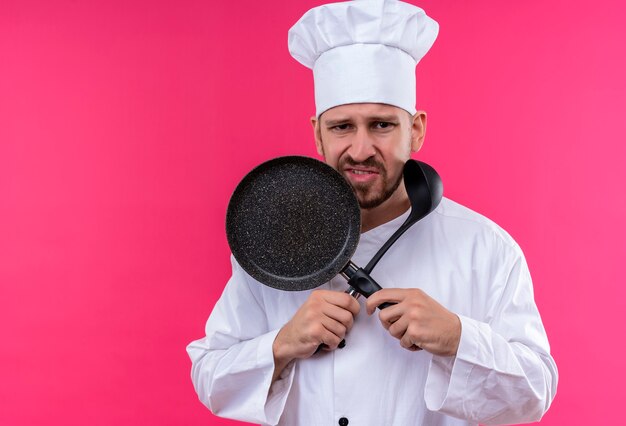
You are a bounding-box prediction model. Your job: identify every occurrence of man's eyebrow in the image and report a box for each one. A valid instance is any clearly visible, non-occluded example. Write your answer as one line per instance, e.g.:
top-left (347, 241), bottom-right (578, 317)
top-left (323, 118), bottom-right (352, 126)
top-left (369, 115), bottom-right (401, 122)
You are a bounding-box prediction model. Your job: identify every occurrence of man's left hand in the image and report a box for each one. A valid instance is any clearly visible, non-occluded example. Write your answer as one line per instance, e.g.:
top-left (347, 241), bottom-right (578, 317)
top-left (366, 288), bottom-right (461, 356)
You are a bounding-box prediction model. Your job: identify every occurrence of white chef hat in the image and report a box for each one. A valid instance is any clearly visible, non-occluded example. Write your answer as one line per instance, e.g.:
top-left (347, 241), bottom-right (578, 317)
top-left (288, 0), bottom-right (438, 117)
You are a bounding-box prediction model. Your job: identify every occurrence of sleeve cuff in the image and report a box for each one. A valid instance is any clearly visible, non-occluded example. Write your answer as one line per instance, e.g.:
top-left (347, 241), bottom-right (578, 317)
top-left (257, 329), bottom-right (296, 425)
top-left (424, 314), bottom-right (481, 412)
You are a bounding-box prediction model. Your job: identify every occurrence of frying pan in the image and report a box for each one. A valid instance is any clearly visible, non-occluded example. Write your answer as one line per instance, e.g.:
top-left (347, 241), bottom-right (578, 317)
top-left (226, 155), bottom-right (442, 301)
top-left (226, 156), bottom-right (366, 293)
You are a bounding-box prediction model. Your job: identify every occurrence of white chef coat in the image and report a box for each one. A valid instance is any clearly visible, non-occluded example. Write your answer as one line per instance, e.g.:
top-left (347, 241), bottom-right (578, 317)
top-left (187, 197), bottom-right (558, 425)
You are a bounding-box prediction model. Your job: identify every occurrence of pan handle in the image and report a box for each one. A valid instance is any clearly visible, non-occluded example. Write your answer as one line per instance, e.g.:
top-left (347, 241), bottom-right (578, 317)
top-left (341, 262), bottom-right (395, 310)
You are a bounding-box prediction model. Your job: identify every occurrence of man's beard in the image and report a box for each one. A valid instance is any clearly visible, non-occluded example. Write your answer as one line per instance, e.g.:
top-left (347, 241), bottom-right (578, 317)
top-left (338, 156), bottom-right (403, 210)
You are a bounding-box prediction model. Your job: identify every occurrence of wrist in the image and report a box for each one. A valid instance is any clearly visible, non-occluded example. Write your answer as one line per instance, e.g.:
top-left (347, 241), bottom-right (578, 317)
top-left (447, 314), bottom-right (462, 356)
top-left (273, 327), bottom-right (296, 363)
top-left (272, 328), bottom-right (296, 382)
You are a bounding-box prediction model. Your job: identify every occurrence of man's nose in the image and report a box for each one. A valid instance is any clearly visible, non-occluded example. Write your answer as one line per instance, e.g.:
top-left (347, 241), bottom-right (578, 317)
top-left (347, 129), bottom-right (376, 162)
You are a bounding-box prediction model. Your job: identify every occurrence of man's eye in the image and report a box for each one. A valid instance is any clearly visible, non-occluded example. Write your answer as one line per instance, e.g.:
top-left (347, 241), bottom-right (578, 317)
top-left (374, 122), bottom-right (394, 129)
top-left (332, 124), bottom-right (351, 131)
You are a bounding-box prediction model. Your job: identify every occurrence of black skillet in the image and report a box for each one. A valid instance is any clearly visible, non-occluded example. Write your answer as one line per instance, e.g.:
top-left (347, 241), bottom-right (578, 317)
top-left (226, 155), bottom-right (442, 302)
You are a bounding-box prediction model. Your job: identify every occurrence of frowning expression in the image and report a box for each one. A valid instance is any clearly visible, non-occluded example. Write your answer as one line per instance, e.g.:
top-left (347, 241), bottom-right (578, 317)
top-left (312, 103), bottom-right (425, 209)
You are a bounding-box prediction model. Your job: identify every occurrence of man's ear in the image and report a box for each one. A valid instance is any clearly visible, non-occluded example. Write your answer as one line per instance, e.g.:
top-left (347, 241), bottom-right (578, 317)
top-left (311, 116), bottom-right (324, 156)
top-left (410, 111), bottom-right (427, 153)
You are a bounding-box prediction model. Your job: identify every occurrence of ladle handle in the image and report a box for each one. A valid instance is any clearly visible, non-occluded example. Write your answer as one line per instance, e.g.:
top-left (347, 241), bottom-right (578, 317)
top-left (364, 160), bottom-right (443, 274)
top-left (363, 217), bottom-right (414, 274)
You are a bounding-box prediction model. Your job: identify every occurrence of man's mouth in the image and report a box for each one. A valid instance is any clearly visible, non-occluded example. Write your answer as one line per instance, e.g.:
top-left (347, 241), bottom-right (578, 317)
top-left (344, 167), bottom-right (380, 183)
top-left (349, 169), bottom-right (376, 175)
top-left (344, 164), bottom-right (380, 174)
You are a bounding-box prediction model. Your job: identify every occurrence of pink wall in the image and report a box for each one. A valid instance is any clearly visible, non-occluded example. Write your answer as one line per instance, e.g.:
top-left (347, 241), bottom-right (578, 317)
top-left (1, 0), bottom-right (624, 424)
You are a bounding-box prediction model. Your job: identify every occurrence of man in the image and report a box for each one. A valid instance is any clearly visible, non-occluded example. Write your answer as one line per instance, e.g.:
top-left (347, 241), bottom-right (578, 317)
top-left (187, 1), bottom-right (558, 425)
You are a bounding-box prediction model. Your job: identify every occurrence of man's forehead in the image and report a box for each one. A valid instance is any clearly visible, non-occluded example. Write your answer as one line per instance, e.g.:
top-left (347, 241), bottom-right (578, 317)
top-left (321, 103), bottom-right (408, 123)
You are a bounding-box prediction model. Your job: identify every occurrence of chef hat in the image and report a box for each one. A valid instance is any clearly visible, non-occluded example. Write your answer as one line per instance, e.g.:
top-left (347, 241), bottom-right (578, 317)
top-left (288, 0), bottom-right (438, 117)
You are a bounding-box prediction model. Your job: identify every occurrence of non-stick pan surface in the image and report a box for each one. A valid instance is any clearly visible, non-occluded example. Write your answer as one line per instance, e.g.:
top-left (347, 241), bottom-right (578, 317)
top-left (226, 156), bottom-right (361, 291)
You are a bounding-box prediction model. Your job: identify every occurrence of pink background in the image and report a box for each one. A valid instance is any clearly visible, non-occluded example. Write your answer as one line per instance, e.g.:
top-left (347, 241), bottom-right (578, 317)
top-left (1, 0), bottom-right (625, 424)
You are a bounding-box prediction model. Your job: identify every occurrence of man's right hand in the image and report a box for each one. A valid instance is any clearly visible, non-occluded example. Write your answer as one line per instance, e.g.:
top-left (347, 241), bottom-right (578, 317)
top-left (271, 290), bottom-right (360, 379)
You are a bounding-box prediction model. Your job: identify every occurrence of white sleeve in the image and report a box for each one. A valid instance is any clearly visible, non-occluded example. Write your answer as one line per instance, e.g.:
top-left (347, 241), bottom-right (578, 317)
top-left (424, 245), bottom-right (558, 424)
top-left (186, 256), bottom-right (296, 425)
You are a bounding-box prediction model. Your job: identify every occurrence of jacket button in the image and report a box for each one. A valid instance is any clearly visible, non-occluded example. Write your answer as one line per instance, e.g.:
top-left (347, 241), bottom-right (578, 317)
top-left (338, 417), bottom-right (349, 426)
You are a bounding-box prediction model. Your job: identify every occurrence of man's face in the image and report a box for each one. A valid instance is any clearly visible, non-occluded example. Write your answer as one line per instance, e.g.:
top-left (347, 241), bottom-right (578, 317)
top-left (312, 103), bottom-right (425, 209)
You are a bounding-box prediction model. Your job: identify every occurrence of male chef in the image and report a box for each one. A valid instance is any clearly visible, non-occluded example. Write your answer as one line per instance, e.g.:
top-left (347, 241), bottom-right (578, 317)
top-left (187, 1), bottom-right (558, 425)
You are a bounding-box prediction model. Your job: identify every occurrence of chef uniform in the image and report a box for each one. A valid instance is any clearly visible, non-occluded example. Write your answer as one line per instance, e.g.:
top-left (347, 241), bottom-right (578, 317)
top-left (187, 1), bottom-right (558, 425)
